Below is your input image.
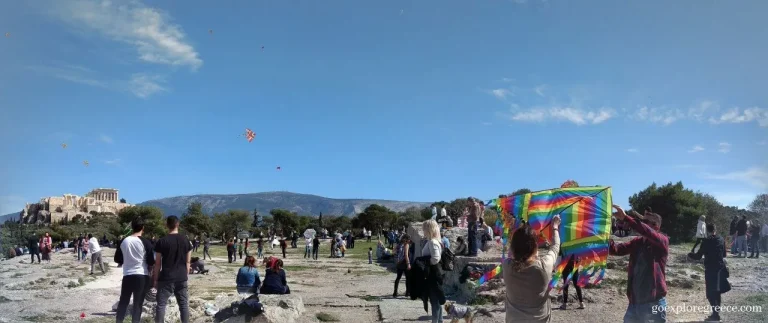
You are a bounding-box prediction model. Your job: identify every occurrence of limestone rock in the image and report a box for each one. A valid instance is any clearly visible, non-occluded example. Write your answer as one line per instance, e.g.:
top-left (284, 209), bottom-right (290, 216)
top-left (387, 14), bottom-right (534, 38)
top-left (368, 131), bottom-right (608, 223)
top-left (215, 294), bottom-right (305, 323)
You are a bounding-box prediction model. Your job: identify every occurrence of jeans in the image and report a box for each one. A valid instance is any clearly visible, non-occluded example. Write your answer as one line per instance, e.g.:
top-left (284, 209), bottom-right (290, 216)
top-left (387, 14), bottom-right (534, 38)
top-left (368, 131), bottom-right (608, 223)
top-left (203, 248), bottom-right (211, 260)
top-left (736, 235), bottom-right (747, 256)
top-left (762, 236), bottom-right (768, 253)
top-left (257, 247), bottom-right (263, 258)
top-left (731, 234), bottom-right (738, 254)
top-left (749, 237), bottom-right (760, 257)
top-left (304, 246), bottom-right (311, 258)
top-left (155, 280), bottom-right (189, 323)
top-left (467, 221), bottom-right (478, 256)
top-left (116, 275), bottom-right (149, 323)
top-left (90, 251), bottom-right (105, 274)
top-left (393, 267), bottom-right (407, 296)
top-left (312, 247), bottom-right (318, 260)
top-left (429, 289), bottom-right (444, 323)
top-left (30, 252), bottom-right (40, 264)
top-left (623, 297), bottom-right (667, 323)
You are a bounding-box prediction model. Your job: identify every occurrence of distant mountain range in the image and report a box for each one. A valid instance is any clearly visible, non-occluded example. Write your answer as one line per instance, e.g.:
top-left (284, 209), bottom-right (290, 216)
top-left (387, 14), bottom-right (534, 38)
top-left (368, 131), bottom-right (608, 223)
top-left (139, 192), bottom-right (430, 217)
top-left (0, 191), bottom-right (431, 223)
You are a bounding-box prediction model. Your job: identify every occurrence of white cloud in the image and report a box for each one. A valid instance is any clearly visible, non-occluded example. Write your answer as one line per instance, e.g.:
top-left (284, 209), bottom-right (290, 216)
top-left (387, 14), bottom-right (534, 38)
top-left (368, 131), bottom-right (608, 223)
top-left (506, 106), bottom-right (615, 125)
top-left (704, 166), bottom-right (768, 190)
top-left (130, 73), bottom-right (168, 98)
top-left (26, 65), bottom-right (109, 88)
top-left (717, 142), bottom-right (731, 153)
top-left (501, 77), bottom-right (514, 82)
top-left (490, 88), bottom-right (512, 100)
top-left (626, 148), bottom-right (639, 153)
top-left (709, 191), bottom-right (758, 209)
top-left (104, 158), bottom-right (121, 165)
top-left (709, 107), bottom-right (768, 127)
top-left (632, 106), bottom-right (684, 125)
top-left (534, 85), bottom-right (546, 97)
top-left (482, 122), bottom-right (492, 126)
top-left (47, 0), bottom-right (202, 70)
top-left (100, 134), bottom-right (114, 144)
top-left (688, 145), bottom-right (705, 153)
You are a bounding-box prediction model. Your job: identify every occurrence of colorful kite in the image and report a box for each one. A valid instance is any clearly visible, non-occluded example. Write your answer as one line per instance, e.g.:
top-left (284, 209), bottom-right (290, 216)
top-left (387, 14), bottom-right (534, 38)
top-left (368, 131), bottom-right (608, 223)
top-left (560, 179), bottom-right (579, 188)
top-left (245, 128), bottom-right (255, 142)
top-left (479, 186), bottom-right (612, 290)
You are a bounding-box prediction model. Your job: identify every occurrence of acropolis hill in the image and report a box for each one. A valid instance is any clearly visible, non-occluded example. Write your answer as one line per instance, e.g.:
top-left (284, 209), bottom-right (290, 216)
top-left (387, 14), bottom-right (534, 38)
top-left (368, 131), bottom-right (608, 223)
top-left (19, 188), bottom-right (132, 224)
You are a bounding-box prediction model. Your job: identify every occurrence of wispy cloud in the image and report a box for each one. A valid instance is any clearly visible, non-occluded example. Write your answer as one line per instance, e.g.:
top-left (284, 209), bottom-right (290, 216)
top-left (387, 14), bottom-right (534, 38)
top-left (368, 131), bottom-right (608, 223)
top-left (626, 148), bottom-right (639, 153)
top-left (703, 166), bottom-right (768, 190)
top-left (534, 85), bottom-right (546, 97)
top-left (631, 106), bottom-right (684, 125)
top-left (130, 73), bottom-right (168, 98)
top-left (688, 145), bottom-right (705, 153)
top-left (47, 0), bottom-right (203, 70)
top-left (26, 65), bottom-right (109, 88)
top-left (709, 107), bottom-right (768, 127)
top-left (100, 134), bottom-right (113, 144)
top-left (503, 106), bottom-right (615, 125)
top-left (717, 142), bottom-right (731, 153)
top-left (490, 88), bottom-right (512, 100)
top-left (104, 159), bottom-right (121, 165)
top-left (482, 122), bottom-right (492, 126)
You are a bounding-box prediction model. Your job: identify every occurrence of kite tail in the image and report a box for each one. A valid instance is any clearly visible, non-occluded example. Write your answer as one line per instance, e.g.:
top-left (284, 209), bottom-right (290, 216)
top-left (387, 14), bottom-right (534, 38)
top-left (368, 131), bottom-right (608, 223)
top-left (592, 267), bottom-right (607, 286)
top-left (548, 259), bottom-right (569, 290)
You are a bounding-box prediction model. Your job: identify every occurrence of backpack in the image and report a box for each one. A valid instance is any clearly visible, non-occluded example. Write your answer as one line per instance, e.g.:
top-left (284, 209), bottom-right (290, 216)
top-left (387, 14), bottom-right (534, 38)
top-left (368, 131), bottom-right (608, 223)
top-left (440, 245), bottom-right (455, 271)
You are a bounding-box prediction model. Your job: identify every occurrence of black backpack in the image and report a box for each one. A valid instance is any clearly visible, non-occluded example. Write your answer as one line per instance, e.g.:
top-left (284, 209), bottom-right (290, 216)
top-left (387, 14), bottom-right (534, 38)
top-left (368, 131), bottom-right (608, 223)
top-left (440, 245), bottom-right (455, 271)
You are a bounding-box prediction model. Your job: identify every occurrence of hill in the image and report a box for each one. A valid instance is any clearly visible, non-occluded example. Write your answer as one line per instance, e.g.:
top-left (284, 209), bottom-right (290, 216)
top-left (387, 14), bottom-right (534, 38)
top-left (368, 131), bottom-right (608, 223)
top-left (0, 212), bottom-right (17, 223)
top-left (138, 191), bottom-right (430, 217)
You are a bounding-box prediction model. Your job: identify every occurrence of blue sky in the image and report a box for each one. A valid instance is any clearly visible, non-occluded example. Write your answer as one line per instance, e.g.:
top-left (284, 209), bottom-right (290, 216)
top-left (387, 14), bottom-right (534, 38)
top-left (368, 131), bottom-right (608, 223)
top-left (1, 0), bottom-right (766, 216)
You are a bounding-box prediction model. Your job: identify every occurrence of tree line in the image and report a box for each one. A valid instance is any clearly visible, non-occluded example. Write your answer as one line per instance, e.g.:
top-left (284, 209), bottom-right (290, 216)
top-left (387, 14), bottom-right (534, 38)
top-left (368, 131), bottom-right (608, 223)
top-left (2, 182), bottom-right (766, 252)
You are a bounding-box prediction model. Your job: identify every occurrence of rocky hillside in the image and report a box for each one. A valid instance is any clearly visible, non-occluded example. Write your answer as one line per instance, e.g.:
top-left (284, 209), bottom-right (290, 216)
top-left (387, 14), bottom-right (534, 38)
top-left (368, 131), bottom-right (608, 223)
top-left (138, 191), bottom-right (430, 217)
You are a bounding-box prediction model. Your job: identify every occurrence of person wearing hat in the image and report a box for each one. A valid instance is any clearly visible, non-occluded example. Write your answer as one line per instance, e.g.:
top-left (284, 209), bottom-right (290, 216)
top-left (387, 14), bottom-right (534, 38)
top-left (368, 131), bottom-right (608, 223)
top-left (692, 215), bottom-right (707, 254)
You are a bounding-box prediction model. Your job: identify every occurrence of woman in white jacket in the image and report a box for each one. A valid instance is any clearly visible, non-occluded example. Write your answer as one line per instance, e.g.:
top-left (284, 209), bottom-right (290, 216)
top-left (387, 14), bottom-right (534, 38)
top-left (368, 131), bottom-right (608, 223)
top-left (691, 215), bottom-right (707, 253)
top-left (421, 220), bottom-right (445, 323)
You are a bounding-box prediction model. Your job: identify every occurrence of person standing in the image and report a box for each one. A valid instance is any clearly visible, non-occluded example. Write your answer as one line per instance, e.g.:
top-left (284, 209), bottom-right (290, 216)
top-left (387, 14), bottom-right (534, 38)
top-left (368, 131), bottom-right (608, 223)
top-left (609, 206), bottom-right (669, 322)
top-left (152, 216), bottom-right (192, 323)
top-left (503, 215), bottom-right (561, 322)
top-left (114, 219), bottom-right (155, 323)
top-left (280, 238), bottom-right (287, 259)
top-left (227, 239), bottom-right (236, 263)
top-left (88, 233), bottom-right (106, 275)
top-left (312, 235), bottom-right (320, 260)
top-left (393, 234), bottom-right (412, 298)
top-left (304, 236), bottom-right (312, 259)
top-left (688, 223), bottom-right (730, 322)
top-left (81, 234), bottom-right (89, 263)
top-left (39, 232), bottom-right (53, 263)
top-left (466, 198), bottom-right (481, 257)
top-left (736, 216), bottom-right (748, 257)
top-left (692, 215), bottom-right (707, 253)
top-left (257, 238), bottom-right (264, 259)
top-left (238, 239), bottom-right (244, 260)
top-left (748, 221), bottom-right (761, 259)
top-left (558, 254), bottom-right (585, 310)
top-left (421, 220), bottom-right (445, 323)
top-left (28, 235), bottom-right (41, 264)
top-left (202, 235), bottom-right (211, 261)
top-left (729, 216), bottom-right (738, 254)
top-left (761, 222), bottom-right (768, 253)
top-left (74, 235), bottom-right (81, 261)
top-left (431, 206), bottom-right (438, 220)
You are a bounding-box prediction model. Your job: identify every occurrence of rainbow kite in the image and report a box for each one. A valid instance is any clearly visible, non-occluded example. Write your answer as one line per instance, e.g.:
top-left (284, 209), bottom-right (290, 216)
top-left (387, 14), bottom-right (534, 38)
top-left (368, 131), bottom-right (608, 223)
top-left (478, 186), bottom-right (612, 289)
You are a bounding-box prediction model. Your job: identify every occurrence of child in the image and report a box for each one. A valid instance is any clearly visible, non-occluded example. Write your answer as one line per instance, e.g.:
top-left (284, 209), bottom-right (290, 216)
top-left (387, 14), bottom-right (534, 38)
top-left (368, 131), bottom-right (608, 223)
top-left (368, 247), bottom-right (373, 264)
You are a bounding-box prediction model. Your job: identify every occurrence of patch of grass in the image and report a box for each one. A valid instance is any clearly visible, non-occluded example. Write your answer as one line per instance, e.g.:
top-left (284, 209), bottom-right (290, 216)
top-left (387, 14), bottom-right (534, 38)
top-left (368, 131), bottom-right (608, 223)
top-left (469, 297), bottom-right (490, 306)
top-left (744, 294), bottom-right (768, 304)
top-left (316, 312), bottom-right (340, 322)
top-left (283, 265), bottom-right (313, 272)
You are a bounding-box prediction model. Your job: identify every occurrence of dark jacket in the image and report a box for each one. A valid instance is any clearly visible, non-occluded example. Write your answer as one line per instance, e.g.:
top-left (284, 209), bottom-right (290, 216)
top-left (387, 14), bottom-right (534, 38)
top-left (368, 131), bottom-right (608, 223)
top-left (406, 256), bottom-right (445, 312)
top-left (260, 268), bottom-right (289, 294)
top-left (688, 235), bottom-right (730, 295)
top-left (736, 219), bottom-right (748, 236)
top-left (750, 225), bottom-right (761, 240)
top-left (27, 237), bottom-right (40, 253)
top-left (729, 219), bottom-right (737, 235)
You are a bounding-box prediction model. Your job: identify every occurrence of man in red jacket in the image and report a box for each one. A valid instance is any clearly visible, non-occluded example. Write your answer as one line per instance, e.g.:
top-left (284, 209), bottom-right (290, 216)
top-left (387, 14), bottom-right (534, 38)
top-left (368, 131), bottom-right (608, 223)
top-left (609, 205), bottom-right (669, 323)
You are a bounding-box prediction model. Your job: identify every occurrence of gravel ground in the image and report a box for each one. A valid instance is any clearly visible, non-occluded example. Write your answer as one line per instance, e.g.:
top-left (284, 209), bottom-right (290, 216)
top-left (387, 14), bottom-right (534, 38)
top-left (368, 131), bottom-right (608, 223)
top-left (1, 238), bottom-right (766, 323)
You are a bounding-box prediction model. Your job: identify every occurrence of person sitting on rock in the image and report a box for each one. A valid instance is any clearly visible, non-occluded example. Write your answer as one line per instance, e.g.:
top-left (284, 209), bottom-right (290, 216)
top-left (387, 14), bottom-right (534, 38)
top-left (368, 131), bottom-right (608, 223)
top-left (454, 236), bottom-right (468, 256)
top-left (261, 258), bottom-right (290, 295)
top-left (236, 256), bottom-right (261, 296)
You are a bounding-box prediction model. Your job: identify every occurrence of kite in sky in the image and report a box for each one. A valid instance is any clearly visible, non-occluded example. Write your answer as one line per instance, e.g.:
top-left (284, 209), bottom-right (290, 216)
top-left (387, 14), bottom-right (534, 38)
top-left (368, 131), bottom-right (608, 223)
top-left (245, 128), bottom-right (255, 142)
top-left (83, 160), bottom-right (89, 167)
top-left (209, 29), bottom-right (213, 34)
top-left (261, 45), bottom-right (265, 52)
top-left (276, 166), bottom-right (281, 171)
top-left (4, 32), bottom-right (9, 37)
top-left (479, 185), bottom-right (613, 291)
top-left (61, 143), bottom-right (67, 149)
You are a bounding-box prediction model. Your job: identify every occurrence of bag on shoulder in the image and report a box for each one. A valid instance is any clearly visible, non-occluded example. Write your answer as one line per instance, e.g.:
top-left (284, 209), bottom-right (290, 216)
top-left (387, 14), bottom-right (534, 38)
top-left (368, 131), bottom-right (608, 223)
top-left (440, 247), bottom-right (455, 271)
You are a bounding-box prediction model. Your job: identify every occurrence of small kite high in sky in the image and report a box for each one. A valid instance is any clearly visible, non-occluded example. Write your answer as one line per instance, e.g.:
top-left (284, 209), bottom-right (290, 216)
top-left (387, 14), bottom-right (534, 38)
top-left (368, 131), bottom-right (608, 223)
top-left (4, 32), bottom-right (9, 37)
top-left (83, 160), bottom-right (89, 167)
top-left (61, 143), bottom-right (67, 149)
top-left (209, 29), bottom-right (213, 34)
top-left (245, 128), bottom-right (256, 142)
top-left (276, 166), bottom-right (281, 171)
top-left (261, 45), bottom-right (264, 52)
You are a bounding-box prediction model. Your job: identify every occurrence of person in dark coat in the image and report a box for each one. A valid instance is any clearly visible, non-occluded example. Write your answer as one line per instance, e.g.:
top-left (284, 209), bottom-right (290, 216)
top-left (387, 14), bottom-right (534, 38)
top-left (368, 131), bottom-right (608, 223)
top-left (27, 236), bottom-right (41, 264)
top-left (729, 216), bottom-right (738, 254)
top-left (748, 221), bottom-right (761, 259)
top-left (688, 223), bottom-right (730, 322)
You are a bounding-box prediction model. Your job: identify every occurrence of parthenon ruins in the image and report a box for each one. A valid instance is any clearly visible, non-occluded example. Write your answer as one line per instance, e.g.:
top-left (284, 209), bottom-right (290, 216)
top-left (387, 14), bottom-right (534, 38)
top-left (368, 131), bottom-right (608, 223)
top-left (19, 188), bottom-right (132, 224)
